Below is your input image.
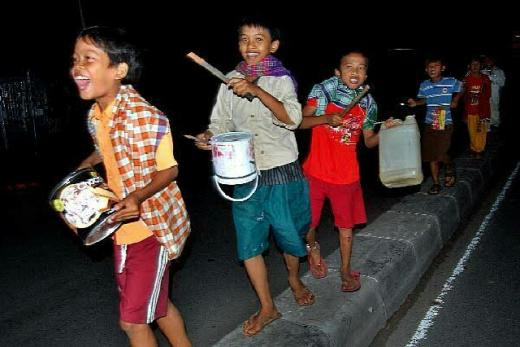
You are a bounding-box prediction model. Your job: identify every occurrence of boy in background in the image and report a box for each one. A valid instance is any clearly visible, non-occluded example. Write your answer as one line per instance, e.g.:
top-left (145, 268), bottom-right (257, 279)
top-left (408, 57), bottom-right (462, 195)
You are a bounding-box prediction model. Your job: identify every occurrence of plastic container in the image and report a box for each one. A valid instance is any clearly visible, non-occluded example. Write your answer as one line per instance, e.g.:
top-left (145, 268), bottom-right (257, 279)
top-left (379, 115), bottom-right (423, 188)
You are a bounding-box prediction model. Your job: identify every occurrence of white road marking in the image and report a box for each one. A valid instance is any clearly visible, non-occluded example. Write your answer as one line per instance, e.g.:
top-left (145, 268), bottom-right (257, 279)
top-left (406, 161), bottom-right (520, 346)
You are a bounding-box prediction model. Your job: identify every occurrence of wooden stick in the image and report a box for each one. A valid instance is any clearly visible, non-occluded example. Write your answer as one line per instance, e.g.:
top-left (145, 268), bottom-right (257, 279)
top-left (186, 52), bottom-right (229, 83)
top-left (339, 85), bottom-right (371, 117)
top-left (186, 51), bottom-right (255, 101)
top-left (183, 134), bottom-right (199, 141)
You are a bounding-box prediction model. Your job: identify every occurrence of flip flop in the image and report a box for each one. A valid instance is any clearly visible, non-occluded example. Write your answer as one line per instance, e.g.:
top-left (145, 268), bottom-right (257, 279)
top-left (444, 164), bottom-right (456, 187)
top-left (307, 242), bottom-right (328, 279)
top-left (444, 175), bottom-right (456, 187)
top-left (341, 273), bottom-right (361, 292)
top-left (242, 310), bottom-right (282, 337)
top-left (428, 183), bottom-right (441, 195)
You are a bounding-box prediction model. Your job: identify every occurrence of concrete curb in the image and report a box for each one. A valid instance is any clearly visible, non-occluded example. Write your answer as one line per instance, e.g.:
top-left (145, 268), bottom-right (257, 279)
top-left (213, 140), bottom-right (503, 347)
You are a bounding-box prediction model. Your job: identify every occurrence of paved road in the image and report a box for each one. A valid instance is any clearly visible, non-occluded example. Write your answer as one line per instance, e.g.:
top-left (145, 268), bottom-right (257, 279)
top-left (0, 143), bottom-right (409, 347)
top-left (0, 130), bottom-right (515, 347)
top-left (371, 160), bottom-right (520, 347)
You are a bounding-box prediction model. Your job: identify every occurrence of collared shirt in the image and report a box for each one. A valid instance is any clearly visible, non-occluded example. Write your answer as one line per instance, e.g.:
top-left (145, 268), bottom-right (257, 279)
top-left (208, 72), bottom-right (302, 171)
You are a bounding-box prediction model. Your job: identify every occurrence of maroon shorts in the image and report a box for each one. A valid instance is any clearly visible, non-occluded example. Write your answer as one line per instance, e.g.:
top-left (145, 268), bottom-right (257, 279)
top-left (113, 236), bottom-right (170, 324)
top-left (308, 176), bottom-right (367, 229)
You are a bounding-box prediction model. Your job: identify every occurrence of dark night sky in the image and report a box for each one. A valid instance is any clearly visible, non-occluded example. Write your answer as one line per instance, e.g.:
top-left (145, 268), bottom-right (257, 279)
top-left (2, 2), bottom-right (517, 116)
top-left (3, 2), bottom-right (516, 77)
top-left (1, 1), bottom-right (518, 184)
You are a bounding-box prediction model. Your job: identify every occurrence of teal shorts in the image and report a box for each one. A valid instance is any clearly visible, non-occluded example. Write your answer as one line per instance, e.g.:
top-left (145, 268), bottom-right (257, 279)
top-left (232, 179), bottom-right (311, 261)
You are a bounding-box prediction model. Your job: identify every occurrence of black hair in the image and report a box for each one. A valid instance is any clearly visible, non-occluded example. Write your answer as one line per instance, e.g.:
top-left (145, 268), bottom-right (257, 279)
top-left (237, 15), bottom-right (281, 42)
top-left (77, 26), bottom-right (142, 84)
top-left (338, 50), bottom-right (369, 69)
top-left (469, 55), bottom-right (482, 64)
top-left (425, 56), bottom-right (444, 66)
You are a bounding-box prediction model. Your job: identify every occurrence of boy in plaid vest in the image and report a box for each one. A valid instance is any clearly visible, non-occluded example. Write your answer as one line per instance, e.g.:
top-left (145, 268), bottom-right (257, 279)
top-left (72, 26), bottom-right (191, 346)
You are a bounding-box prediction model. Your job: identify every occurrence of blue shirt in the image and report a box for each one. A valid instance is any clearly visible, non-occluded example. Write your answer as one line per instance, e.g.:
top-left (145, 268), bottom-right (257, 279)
top-left (417, 77), bottom-right (462, 124)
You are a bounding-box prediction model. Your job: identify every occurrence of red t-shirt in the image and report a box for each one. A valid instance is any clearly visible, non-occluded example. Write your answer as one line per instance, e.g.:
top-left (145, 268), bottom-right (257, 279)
top-left (303, 100), bottom-right (367, 184)
top-left (463, 74), bottom-right (491, 119)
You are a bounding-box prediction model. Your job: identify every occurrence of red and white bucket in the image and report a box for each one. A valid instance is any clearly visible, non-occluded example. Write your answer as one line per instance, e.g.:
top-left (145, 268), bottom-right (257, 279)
top-left (211, 132), bottom-right (258, 201)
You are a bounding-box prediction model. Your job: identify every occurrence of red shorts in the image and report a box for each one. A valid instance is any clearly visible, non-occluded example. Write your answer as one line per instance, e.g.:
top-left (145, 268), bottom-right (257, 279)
top-left (308, 176), bottom-right (367, 229)
top-left (113, 236), bottom-right (170, 324)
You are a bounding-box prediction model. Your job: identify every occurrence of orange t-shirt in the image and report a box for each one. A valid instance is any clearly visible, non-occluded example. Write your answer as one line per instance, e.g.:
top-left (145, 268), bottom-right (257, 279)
top-left (93, 102), bottom-right (177, 245)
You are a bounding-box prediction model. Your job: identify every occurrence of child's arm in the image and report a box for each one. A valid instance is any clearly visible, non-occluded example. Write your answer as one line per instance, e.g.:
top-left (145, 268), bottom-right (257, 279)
top-left (108, 166), bottom-right (178, 223)
top-left (451, 92), bottom-right (462, 108)
top-left (407, 97), bottom-right (426, 108)
top-left (228, 78), bottom-right (295, 125)
top-left (78, 150), bottom-right (102, 169)
top-left (299, 105), bottom-right (342, 129)
top-left (492, 68), bottom-right (506, 87)
top-left (363, 118), bottom-right (396, 148)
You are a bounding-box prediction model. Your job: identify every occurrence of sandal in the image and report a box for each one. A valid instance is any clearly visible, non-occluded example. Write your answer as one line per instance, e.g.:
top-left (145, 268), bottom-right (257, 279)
top-left (444, 164), bottom-right (456, 187)
top-left (428, 183), bottom-right (441, 195)
top-left (306, 242), bottom-right (328, 279)
top-left (242, 310), bottom-right (282, 337)
top-left (341, 272), bottom-right (361, 292)
top-left (444, 176), bottom-right (456, 187)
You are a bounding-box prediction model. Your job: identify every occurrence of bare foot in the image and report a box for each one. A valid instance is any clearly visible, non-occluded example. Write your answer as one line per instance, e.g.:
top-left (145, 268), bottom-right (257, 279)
top-left (242, 310), bottom-right (282, 337)
top-left (289, 278), bottom-right (315, 306)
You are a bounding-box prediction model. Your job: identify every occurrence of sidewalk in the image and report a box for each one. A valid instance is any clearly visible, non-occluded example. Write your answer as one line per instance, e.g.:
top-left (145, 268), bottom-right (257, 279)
top-left (213, 138), bottom-right (504, 347)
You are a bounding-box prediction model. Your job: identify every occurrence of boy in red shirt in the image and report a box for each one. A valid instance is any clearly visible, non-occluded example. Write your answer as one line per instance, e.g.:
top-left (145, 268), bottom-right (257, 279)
top-left (462, 57), bottom-right (491, 157)
top-left (300, 51), bottom-right (394, 292)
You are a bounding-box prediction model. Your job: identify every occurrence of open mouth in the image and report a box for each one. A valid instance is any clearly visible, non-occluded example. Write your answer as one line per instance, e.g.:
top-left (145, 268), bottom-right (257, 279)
top-left (74, 76), bottom-right (90, 91)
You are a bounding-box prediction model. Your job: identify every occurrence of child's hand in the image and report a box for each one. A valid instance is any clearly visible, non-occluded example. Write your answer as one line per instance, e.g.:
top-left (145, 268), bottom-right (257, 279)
top-left (450, 99), bottom-right (459, 108)
top-left (383, 117), bottom-right (397, 128)
top-left (108, 193), bottom-right (141, 224)
top-left (194, 131), bottom-right (213, 151)
top-left (325, 113), bottom-right (343, 127)
top-left (228, 77), bottom-right (260, 98)
top-left (407, 98), bottom-right (417, 107)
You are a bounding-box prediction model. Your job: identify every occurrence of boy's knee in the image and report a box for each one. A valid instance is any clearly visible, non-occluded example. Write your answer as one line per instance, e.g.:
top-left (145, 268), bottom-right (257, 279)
top-left (119, 320), bottom-right (148, 334)
top-left (339, 228), bottom-right (353, 238)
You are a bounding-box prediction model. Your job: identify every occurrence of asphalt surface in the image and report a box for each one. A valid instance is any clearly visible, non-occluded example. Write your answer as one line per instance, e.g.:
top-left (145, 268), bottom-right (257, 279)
top-left (415, 163), bottom-right (520, 346)
top-left (1, 114), bottom-right (517, 347)
top-left (370, 156), bottom-right (520, 347)
top-left (0, 144), bottom-right (408, 347)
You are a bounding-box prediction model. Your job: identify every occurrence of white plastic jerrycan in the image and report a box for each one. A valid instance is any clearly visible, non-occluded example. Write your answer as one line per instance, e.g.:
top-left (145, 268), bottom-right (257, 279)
top-left (379, 115), bottom-right (423, 188)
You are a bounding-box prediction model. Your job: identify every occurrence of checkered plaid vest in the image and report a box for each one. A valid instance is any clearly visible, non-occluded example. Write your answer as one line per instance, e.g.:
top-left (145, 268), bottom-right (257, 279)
top-left (87, 85), bottom-right (190, 259)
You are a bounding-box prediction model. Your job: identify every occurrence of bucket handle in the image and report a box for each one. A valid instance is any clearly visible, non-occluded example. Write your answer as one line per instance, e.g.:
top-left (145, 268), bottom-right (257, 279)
top-left (213, 173), bottom-right (259, 202)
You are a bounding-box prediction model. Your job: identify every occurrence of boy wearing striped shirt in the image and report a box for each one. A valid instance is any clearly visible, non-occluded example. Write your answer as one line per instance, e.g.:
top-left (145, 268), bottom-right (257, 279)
top-left (408, 57), bottom-right (462, 195)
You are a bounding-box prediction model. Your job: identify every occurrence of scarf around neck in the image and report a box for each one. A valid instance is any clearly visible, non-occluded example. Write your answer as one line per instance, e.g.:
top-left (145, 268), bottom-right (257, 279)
top-left (309, 76), bottom-right (370, 116)
top-left (235, 55), bottom-right (297, 90)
